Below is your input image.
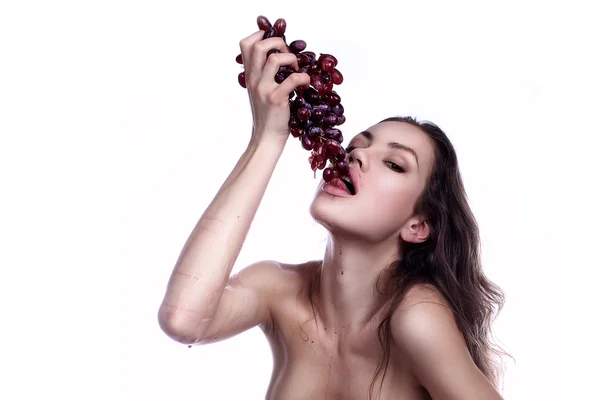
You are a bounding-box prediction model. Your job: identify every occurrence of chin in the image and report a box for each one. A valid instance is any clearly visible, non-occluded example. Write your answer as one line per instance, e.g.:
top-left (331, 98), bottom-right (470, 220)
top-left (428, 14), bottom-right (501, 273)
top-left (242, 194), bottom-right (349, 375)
top-left (310, 195), bottom-right (403, 244)
top-left (309, 194), bottom-right (363, 237)
top-left (309, 194), bottom-right (342, 231)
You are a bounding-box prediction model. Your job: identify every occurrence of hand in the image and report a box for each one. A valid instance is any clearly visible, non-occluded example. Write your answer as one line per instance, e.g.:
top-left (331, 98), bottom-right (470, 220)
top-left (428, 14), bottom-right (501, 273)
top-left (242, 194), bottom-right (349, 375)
top-left (238, 31), bottom-right (310, 145)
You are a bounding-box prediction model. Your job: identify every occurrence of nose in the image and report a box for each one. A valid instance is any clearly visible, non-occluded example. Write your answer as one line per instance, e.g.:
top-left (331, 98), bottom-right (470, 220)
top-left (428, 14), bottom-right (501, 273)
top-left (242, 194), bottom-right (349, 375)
top-left (347, 148), bottom-right (364, 169)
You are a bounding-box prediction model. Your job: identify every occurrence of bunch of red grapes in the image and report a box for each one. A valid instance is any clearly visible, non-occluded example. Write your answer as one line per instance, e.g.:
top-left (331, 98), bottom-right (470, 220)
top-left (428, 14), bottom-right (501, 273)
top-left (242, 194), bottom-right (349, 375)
top-left (236, 15), bottom-right (350, 184)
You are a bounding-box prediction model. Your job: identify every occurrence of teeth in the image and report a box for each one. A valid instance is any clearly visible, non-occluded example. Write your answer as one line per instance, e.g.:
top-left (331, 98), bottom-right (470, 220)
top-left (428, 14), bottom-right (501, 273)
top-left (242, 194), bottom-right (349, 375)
top-left (340, 176), bottom-right (355, 194)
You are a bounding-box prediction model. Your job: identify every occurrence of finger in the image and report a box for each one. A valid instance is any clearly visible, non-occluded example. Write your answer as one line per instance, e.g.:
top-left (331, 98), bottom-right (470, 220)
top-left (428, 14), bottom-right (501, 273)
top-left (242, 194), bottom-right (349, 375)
top-left (261, 53), bottom-right (301, 84)
top-left (277, 47), bottom-right (300, 71)
top-left (274, 72), bottom-right (311, 99)
top-left (239, 30), bottom-right (265, 69)
top-left (249, 37), bottom-right (290, 81)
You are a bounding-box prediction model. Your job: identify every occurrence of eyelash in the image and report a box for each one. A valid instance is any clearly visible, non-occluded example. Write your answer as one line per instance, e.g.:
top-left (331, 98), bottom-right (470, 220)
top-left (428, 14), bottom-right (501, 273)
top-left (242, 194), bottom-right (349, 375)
top-left (345, 146), bottom-right (406, 173)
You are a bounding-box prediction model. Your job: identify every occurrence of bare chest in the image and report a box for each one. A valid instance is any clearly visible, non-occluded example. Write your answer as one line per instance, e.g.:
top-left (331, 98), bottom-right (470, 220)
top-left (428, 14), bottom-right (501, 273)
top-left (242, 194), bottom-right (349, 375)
top-left (261, 293), bottom-right (428, 400)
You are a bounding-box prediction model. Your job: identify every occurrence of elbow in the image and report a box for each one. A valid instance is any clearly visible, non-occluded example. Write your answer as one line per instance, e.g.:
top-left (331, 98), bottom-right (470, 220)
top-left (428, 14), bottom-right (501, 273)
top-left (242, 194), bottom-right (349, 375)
top-left (157, 309), bottom-right (200, 346)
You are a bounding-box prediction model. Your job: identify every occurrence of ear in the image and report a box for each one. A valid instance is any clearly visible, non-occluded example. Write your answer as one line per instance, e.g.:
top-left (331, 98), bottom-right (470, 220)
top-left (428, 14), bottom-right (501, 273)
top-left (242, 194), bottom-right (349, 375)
top-left (400, 216), bottom-right (430, 244)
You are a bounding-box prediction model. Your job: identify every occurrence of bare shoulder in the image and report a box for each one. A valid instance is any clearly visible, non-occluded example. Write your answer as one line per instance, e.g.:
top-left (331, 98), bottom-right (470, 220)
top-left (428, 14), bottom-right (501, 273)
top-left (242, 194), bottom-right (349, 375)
top-left (389, 288), bottom-right (502, 398)
top-left (229, 259), bottom-right (316, 300)
top-left (390, 283), bottom-right (461, 380)
top-left (274, 259), bottom-right (321, 295)
top-left (391, 283), bottom-right (466, 356)
top-left (229, 259), bottom-right (300, 294)
top-left (396, 282), bottom-right (453, 313)
top-left (391, 282), bottom-right (460, 352)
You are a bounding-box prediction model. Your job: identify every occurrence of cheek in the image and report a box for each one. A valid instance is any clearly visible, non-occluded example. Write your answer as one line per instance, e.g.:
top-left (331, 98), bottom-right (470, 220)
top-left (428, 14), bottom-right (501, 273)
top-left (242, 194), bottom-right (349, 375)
top-left (368, 182), bottom-right (418, 217)
top-left (372, 180), bottom-right (416, 202)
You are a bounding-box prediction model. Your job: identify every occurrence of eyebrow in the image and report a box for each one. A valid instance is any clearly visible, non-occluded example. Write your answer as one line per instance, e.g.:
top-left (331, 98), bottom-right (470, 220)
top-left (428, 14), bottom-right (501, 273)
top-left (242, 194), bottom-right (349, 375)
top-left (356, 130), bottom-right (420, 169)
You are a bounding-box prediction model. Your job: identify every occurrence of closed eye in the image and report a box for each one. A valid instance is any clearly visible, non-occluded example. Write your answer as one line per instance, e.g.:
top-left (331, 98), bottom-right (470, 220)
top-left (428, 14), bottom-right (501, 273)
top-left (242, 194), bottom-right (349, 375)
top-left (386, 161), bottom-right (405, 173)
top-left (346, 146), bottom-right (406, 173)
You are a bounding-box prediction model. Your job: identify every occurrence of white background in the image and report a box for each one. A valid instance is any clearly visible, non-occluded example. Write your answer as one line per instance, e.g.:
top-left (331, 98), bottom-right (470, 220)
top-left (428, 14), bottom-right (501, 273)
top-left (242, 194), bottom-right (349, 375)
top-left (1, 0), bottom-right (598, 399)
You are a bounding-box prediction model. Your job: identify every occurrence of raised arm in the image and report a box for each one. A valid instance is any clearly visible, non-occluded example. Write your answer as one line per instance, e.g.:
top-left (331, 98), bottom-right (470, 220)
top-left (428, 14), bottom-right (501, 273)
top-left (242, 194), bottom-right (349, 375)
top-left (157, 30), bottom-right (310, 345)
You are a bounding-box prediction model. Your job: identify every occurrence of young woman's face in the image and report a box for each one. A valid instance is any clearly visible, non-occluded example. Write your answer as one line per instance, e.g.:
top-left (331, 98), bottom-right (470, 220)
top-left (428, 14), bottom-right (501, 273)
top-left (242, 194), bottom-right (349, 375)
top-left (309, 121), bottom-right (436, 243)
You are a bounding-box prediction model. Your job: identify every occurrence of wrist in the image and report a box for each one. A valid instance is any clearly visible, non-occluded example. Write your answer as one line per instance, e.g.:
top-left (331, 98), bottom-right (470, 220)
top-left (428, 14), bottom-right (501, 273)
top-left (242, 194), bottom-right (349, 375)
top-left (248, 132), bottom-right (288, 152)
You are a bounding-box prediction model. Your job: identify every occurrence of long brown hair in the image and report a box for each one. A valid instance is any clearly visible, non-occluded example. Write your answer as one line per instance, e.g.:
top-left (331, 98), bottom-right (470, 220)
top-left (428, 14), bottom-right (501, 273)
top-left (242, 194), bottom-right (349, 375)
top-left (306, 116), bottom-right (512, 399)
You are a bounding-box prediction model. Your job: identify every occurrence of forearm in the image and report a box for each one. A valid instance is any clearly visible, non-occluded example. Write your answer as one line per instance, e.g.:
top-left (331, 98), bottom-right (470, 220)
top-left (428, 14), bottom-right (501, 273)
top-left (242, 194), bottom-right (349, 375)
top-left (157, 136), bottom-right (286, 341)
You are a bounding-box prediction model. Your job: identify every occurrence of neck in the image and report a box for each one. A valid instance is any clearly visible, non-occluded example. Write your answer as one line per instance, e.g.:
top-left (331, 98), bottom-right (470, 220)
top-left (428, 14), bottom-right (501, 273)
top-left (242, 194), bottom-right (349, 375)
top-left (315, 233), bottom-right (401, 335)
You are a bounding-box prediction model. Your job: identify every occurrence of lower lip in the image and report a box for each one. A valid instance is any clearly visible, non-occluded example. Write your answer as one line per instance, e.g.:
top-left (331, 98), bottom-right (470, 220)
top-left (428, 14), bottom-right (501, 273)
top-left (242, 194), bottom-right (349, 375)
top-left (322, 183), bottom-right (353, 198)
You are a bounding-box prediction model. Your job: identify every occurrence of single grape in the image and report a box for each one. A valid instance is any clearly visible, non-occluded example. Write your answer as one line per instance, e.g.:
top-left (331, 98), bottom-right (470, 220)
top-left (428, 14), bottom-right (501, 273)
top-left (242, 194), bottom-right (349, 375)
top-left (332, 103), bottom-right (344, 116)
top-left (311, 74), bottom-right (324, 93)
top-left (236, 54), bottom-right (243, 64)
top-left (323, 114), bottom-right (338, 126)
top-left (303, 87), bottom-right (320, 104)
top-left (257, 15), bottom-right (272, 31)
top-left (290, 40), bottom-right (307, 53)
top-left (301, 119), bottom-right (314, 130)
top-left (325, 140), bottom-right (339, 155)
top-left (308, 126), bottom-right (323, 137)
top-left (336, 161), bottom-right (350, 176)
top-left (302, 135), bottom-right (315, 150)
top-left (297, 54), bottom-right (311, 67)
top-left (321, 72), bottom-right (331, 84)
top-left (325, 127), bottom-right (341, 139)
top-left (302, 51), bottom-right (316, 60)
top-left (319, 82), bottom-right (333, 95)
top-left (312, 108), bottom-right (326, 121)
top-left (324, 92), bottom-right (341, 105)
top-left (263, 27), bottom-right (277, 39)
top-left (289, 117), bottom-right (300, 129)
top-left (275, 72), bottom-right (286, 84)
top-left (297, 107), bottom-right (311, 122)
top-left (274, 18), bottom-right (287, 36)
top-left (328, 129), bottom-right (343, 142)
top-left (333, 146), bottom-right (346, 162)
top-left (319, 53), bottom-right (338, 66)
top-left (238, 72), bottom-right (246, 88)
top-left (314, 141), bottom-right (325, 157)
top-left (292, 96), bottom-right (306, 111)
top-left (321, 58), bottom-right (335, 72)
top-left (331, 69), bottom-right (344, 85)
top-left (291, 128), bottom-right (304, 138)
top-left (323, 167), bottom-right (335, 183)
top-left (337, 115), bottom-right (346, 125)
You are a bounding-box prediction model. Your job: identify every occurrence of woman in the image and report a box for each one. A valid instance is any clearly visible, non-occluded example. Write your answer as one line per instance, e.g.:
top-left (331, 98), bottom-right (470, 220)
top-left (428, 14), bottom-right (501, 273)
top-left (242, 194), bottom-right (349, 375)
top-left (158, 29), bottom-right (509, 400)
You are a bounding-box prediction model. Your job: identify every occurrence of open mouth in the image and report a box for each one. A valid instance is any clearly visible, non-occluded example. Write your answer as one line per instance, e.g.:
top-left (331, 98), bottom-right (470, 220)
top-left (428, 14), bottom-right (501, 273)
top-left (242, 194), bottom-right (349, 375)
top-left (324, 163), bottom-right (357, 195)
top-left (339, 176), bottom-right (356, 195)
